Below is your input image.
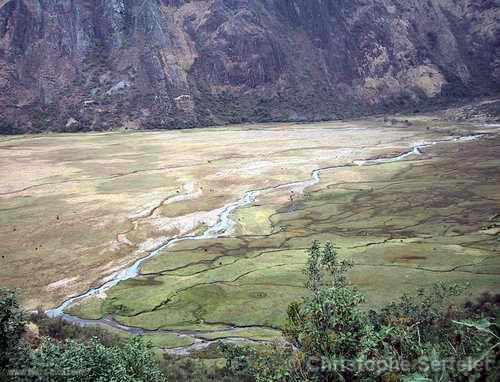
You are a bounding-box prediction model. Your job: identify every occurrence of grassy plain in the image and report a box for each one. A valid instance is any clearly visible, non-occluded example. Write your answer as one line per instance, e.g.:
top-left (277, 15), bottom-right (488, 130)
top-left (1, 114), bottom-right (499, 348)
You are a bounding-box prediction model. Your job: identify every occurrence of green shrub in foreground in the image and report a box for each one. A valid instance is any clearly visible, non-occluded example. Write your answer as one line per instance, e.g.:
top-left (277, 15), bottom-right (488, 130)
top-left (0, 289), bottom-right (165, 382)
top-left (0, 289), bottom-right (31, 380)
top-left (221, 241), bottom-right (500, 382)
top-left (27, 336), bottom-right (164, 382)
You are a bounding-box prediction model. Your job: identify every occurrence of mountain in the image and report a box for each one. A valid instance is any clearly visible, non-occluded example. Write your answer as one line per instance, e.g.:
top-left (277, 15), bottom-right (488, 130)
top-left (0, 0), bottom-right (498, 133)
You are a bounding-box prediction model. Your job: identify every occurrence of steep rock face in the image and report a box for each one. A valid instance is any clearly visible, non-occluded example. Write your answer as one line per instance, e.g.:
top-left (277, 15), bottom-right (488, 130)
top-left (0, 0), bottom-right (498, 133)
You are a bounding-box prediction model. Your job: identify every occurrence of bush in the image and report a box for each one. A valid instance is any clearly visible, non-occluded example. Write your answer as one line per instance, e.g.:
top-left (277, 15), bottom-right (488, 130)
top-left (29, 310), bottom-right (121, 347)
top-left (29, 337), bottom-right (165, 382)
top-left (160, 355), bottom-right (242, 382)
top-left (0, 291), bottom-right (165, 382)
top-left (221, 242), bottom-right (500, 381)
top-left (0, 289), bottom-right (31, 378)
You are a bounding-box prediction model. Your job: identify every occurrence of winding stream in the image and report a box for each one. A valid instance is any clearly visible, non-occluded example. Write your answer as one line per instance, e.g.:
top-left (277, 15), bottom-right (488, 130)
top-left (45, 134), bottom-right (483, 353)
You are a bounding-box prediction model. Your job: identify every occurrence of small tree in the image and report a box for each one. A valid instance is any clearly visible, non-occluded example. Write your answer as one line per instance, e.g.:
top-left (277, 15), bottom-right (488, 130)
top-left (0, 289), bottom-right (166, 382)
top-left (283, 242), bottom-right (377, 380)
top-left (31, 336), bottom-right (165, 382)
top-left (221, 242), bottom-right (499, 381)
top-left (0, 289), bottom-right (30, 377)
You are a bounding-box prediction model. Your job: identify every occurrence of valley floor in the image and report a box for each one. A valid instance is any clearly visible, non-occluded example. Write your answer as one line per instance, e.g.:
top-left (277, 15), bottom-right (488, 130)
top-left (1, 109), bottom-right (499, 351)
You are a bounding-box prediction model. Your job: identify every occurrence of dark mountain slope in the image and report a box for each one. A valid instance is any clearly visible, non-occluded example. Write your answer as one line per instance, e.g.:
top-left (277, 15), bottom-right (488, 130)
top-left (0, 0), bottom-right (498, 133)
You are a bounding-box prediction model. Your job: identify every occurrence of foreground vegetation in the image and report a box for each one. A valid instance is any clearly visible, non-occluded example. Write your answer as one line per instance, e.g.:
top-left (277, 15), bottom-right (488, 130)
top-left (1, 289), bottom-right (164, 381)
top-left (2, 242), bottom-right (499, 381)
top-left (220, 242), bottom-right (500, 381)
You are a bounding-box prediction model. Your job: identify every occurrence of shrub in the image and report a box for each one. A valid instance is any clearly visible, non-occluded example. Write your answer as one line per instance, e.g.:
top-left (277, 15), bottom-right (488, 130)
top-left (0, 291), bottom-right (165, 382)
top-left (0, 289), bottom-right (31, 377)
top-left (29, 310), bottom-right (121, 347)
top-left (29, 336), bottom-right (165, 382)
top-left (221, 242), bottom-right (500, 381)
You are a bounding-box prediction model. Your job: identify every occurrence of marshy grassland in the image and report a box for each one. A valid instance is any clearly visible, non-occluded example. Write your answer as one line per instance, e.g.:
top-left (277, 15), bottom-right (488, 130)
top-left (1, 113), bottom-right (499, 349)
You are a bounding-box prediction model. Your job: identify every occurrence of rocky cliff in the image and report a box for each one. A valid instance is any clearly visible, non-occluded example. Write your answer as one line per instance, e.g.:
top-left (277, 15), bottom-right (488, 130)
top-left (0, 0), bottom-right (499, 133)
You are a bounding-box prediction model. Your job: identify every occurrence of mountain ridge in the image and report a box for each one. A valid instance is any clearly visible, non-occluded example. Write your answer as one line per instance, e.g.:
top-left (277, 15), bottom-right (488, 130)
top-left (0, 0), bottom-right (499, 133)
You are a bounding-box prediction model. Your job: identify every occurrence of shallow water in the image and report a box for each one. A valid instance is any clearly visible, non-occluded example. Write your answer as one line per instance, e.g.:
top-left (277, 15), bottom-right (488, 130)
top-left (46, 133), bottom-right (485, 351)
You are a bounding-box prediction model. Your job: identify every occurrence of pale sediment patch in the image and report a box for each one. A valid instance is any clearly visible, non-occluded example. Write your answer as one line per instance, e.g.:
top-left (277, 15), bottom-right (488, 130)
top-left (128, 198), bottom-right (171, 220)
top-left (79, 158), bottom-right (135, 165)
top-left (153, 208), bottom-right (224, 237)
top-left (47, 277), bottom-right (80, 292)
top-left (98, 261), bottom-right (134, 280)
top-left (128, 182), bottom-right (202, 220)
top-left (482, 227), bottom-right (500, 236)
top-left (162, 181), bottom-right (203, 207)
top-left (135, 236), bottom-right (171, 255)
top-left (107, 233), bottom-right (134, 252)
top-left (98, 265), bottom-right (132, 285)
top-left (96, 291), bottom-right (107, 300)
top-left (116, 233), bottom-right (134, 247)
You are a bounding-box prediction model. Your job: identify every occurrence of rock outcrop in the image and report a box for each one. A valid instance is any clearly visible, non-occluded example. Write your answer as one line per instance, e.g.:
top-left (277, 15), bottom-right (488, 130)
top-left (0, 0), bottom-right (498, 133)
